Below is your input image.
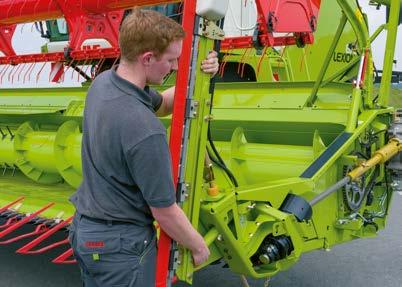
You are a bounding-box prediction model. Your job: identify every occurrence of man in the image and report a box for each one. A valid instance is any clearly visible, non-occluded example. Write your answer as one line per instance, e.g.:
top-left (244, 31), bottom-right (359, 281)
top-left (68, 8), bottom-right (220, 287)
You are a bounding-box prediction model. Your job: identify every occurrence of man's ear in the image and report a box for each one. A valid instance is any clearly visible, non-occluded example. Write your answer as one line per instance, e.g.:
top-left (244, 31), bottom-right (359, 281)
top-left (140, 52), bottom-right (154, 66)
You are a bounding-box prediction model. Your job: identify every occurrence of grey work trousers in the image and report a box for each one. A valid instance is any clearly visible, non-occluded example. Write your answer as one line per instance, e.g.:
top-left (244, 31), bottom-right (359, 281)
top-left (69, 214), bottom-right (157, 287)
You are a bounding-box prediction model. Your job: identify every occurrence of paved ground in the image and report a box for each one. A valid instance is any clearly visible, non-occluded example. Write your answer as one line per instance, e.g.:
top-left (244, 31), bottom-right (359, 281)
top-left (0, 194), bottom-right (401, 287)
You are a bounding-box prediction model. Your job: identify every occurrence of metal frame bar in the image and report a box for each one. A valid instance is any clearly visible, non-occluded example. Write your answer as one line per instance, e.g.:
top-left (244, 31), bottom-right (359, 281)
top-left (156, 1), bottom-right (197, 286)
top-left (378, 0), bottom-right (401, 106)
top-left (304, 13), bottom-right (347, 107)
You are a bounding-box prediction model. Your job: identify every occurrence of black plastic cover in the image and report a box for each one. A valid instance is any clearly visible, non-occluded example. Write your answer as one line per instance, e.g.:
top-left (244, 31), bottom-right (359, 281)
top-left (280, 193), bottom-right (312, 221)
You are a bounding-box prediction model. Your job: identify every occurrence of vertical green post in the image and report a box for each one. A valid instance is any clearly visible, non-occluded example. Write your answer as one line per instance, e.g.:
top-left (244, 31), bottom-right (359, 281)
top-left (305, 13), bottom-right (347, 107)
top-left (175, 26), bottom-right (216, 283)
top-left (378, 0), bottom-right (401, 106)
top-left (345, 88), bottom-right (363, 132)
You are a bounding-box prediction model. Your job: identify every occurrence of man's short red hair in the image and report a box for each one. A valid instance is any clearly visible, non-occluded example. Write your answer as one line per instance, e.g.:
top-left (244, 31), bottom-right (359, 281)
top-left (119, 8), bottom-right (185, 62)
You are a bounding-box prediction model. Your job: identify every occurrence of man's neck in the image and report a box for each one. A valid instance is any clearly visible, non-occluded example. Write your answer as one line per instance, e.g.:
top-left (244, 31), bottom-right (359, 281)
top-left (116, 61), bottom-right (146, 89)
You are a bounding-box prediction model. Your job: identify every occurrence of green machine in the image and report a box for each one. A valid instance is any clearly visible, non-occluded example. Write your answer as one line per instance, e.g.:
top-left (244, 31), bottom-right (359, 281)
top-left (0, 0), bottom-right (400, 285)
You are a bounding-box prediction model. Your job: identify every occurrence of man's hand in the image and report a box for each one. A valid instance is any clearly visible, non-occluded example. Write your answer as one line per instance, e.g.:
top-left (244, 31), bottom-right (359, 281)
top-left (201, 51), bottom-right (219, 77)
top-left (191, 242), bottom-right (210, 266)
top-left (157, 51), bottom-right (220, 117)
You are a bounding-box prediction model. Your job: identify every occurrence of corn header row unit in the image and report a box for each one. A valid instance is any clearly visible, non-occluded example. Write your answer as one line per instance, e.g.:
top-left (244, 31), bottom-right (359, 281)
top-left (0, 0), bottom-right (401, 286)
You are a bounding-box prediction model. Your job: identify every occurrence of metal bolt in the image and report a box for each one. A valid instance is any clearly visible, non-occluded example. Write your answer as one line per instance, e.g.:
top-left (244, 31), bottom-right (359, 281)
top-left (259, 254), bottom-right (270, 264)
top-left (337, 219), bottom-right (346, 225)
top-left (204, 114), bottom-right (214, 122)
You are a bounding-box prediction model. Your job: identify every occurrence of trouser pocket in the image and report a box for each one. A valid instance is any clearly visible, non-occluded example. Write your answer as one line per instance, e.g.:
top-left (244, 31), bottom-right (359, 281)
top-left (76, 229), bottom-right (141, 286)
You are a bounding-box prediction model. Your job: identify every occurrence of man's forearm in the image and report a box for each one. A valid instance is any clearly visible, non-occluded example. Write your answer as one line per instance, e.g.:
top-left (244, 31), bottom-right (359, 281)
top-left (151, 203), bottom-right (205, 252)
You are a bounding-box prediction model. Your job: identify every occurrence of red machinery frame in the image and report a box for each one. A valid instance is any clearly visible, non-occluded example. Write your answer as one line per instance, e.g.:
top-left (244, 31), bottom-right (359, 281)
top-left (0, 0), bottom-right (321, 63)
top-left (0, 0), bottom-right (322, 286)
top-left (0, 25), bottom-right (16, 56)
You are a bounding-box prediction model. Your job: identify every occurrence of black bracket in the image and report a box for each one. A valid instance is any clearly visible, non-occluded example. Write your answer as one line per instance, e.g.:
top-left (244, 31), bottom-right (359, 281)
top-left (280, 193), bottom-right (312, 221)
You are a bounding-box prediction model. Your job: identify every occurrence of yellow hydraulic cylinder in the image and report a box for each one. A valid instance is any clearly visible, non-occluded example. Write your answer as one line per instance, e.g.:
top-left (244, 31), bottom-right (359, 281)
top-left (348, 138), bottom-right (402, 180)
top-left (311, 138), bottom-right (402, 206)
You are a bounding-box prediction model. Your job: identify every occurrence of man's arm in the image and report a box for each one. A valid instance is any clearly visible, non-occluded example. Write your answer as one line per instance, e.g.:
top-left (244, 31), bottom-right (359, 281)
top-left (150, 203), bottom-right (210, 266)
top-left (126, 135), bottom-right (209, 265)
top-left (155, 51), bottom-right (219, 117)
top-left (155, 86), bottom-right (175, 117)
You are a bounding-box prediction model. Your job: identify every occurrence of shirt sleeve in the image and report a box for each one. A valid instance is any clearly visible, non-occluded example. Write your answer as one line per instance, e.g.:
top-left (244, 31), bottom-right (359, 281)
top-left (149, 88), bottom-right (163, 112)
top-left (126, 133), bottom-right (176, 208)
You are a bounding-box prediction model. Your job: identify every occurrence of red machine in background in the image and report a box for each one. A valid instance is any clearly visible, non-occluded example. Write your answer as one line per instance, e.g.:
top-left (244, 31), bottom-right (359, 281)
top-left (0, 0), bottom-right (320, 62)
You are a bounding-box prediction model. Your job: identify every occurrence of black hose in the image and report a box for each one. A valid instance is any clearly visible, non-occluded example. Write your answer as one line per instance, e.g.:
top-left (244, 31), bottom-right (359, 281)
top-left (206, 17), bottom-right (239, 188)
top-left (207, 147), bottom-right (239, 187)
top-left (69, 63), bottom-right (92, 81)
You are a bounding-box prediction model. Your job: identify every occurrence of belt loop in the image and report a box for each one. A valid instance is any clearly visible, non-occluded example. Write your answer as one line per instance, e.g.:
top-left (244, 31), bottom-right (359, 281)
top-left (75, 212), bottom-right (83, 221)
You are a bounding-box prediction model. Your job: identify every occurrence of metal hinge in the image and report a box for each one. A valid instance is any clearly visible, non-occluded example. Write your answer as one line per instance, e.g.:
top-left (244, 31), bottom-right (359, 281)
top-left (185, 99), bottom-right (199, 119)
top-left (198, 18), bottom-right (225, 40)
top-left (177, 182), bottom-right (190, 203)
top-left (169, 247), bottom-right (180, 270)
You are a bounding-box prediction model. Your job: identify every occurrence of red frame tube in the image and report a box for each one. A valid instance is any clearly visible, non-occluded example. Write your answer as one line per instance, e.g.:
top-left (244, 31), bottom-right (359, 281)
top-left (0, 224), bottom-right (49, 245)
top-left (52, 247), bottom-right (76, 264)
top-left (0, 0), bottom-right (179, 25)
top-left (17, 216), bottom-right (73, 254)
top-left (0, 203), bottom-right (55, 239)
top-left (0, 197), bottom-right (24, 213)
top-left (156, 0), bottom-right (197, 286)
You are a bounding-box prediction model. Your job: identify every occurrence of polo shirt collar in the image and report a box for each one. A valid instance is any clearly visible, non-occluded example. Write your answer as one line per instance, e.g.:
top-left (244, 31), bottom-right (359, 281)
top-left (110, 67), bottom-right (153, 110)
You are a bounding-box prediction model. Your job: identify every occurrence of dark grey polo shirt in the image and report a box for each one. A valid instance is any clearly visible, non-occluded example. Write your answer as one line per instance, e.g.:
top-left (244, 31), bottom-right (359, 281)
top-left (70, 68), bottom-right (176, 226)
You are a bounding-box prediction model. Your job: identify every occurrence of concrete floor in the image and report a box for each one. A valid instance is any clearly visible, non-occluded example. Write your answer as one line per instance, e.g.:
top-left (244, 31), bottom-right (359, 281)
top-left (0, 194), bottom-right (401, 287)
